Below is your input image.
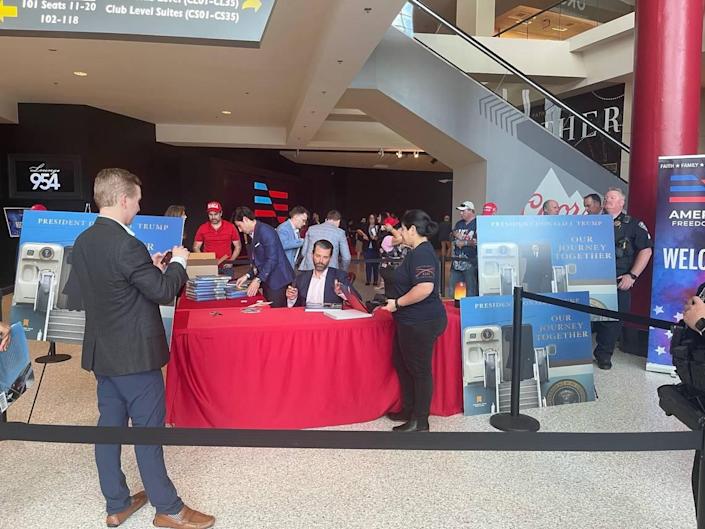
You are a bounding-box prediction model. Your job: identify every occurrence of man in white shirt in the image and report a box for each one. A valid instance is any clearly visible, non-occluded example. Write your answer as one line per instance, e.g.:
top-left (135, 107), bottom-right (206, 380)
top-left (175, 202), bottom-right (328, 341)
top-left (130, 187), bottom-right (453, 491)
top-left (286, 239), bottom-right (355, 308)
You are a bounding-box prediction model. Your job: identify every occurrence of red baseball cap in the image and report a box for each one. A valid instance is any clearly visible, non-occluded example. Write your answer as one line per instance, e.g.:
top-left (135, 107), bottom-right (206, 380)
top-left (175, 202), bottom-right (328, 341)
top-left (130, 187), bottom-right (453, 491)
top-left (30, 204), bottom-right (48, 211)
top-left (206, 201), bottom-right (222, 213)
top-left (482, 202), bottom-right (497, 215)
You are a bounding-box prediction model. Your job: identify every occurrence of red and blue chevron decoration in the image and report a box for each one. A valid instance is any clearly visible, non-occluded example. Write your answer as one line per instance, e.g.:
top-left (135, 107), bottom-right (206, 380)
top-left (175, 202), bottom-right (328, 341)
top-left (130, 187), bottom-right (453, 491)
top-left (254, 181), bottom-right (288, 222)
top-left (669, 174), bottom-right (705, 203)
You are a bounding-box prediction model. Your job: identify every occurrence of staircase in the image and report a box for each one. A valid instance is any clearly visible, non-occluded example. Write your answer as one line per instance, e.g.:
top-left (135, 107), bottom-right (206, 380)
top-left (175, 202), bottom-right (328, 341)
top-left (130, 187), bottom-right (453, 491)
top-left (497, 379), bottom-right (541, 413)
top-left (45, 309), bottom-right (85, 344)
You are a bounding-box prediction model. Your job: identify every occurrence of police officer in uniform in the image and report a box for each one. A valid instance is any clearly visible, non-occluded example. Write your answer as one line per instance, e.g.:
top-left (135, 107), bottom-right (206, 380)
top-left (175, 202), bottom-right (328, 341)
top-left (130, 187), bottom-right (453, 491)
top-left (593, 187), bottom-right (653, 369)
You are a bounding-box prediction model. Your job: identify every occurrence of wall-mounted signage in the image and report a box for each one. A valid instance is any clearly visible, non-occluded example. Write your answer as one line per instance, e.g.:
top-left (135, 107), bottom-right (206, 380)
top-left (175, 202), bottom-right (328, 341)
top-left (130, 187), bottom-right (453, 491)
top-left (530, 84), bottom-right (625, 175)
top-left (0, 0), bottom-right (277, 47)
top-left (8, 154), bottom-right (83, 200)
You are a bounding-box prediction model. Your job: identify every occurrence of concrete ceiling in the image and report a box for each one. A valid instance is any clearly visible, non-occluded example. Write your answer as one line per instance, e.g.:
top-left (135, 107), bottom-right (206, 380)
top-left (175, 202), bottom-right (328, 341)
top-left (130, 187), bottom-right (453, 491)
top-left (0, 0), bottom-right (332, 125)
top-left (0, 0), bottom-right (421, 160)
top-left (279, 150), bottom-right (450, 172)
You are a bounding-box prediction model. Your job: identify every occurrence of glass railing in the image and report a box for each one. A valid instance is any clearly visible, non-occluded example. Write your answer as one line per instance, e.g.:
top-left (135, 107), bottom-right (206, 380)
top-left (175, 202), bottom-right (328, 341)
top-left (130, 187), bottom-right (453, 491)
top-left (495, 0), bottom-right (634, 40)
top-left (394, 0), bottom-right (629, 178)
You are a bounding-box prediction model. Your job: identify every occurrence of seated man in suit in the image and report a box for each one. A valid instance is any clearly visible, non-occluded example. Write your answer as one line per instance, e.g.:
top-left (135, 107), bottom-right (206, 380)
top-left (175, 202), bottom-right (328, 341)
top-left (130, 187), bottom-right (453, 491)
top-left (286, 239), bottom-right (356, 308)
top-left (234, 206), bottom-right (295, 308)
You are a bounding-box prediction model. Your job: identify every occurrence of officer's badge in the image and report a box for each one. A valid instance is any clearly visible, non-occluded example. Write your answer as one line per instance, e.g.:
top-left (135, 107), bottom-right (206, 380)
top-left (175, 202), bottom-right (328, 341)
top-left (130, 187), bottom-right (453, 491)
top-left (614, 220), bottom-right (621, 228)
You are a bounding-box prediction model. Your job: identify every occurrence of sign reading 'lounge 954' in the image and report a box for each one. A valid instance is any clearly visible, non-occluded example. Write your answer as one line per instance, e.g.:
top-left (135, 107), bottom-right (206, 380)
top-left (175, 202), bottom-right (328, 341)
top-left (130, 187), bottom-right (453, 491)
top-left (0, 0), bottom-right (277, 46)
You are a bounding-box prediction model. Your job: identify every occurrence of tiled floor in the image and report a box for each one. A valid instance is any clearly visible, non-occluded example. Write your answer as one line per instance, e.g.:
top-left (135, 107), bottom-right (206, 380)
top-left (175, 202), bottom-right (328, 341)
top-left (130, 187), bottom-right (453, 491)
top-left (0, 286), bottom-right (698, 529)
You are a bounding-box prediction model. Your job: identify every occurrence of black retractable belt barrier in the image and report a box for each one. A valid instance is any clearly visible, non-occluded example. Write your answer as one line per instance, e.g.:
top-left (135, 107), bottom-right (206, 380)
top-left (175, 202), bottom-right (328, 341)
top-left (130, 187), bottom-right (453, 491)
top-left (503, 287), bottom-right (704, 527)
top-left (522, 290), bottom-right (675, 330)
top-left (0, 422), bottom-right (700, 452)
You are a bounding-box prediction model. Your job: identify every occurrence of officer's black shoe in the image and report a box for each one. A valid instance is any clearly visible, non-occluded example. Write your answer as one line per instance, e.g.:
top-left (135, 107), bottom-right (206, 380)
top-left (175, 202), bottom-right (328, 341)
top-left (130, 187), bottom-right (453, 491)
top-left (386, 410), bottom-right (412, 422)
top-left (392, 418), bottom-right (429, 432)
top-left (596, 359), bottom-right (612, 370)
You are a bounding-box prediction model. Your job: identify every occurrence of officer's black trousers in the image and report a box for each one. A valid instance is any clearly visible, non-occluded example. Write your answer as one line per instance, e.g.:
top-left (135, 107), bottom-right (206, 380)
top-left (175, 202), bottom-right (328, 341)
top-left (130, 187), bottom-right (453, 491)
top-left (593, 288), bottom-right (630, 362)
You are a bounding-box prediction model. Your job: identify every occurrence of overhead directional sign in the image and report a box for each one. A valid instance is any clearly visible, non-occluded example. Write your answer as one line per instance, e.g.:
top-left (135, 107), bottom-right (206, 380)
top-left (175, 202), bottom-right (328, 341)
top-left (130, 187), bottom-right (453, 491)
top-left (0, 0), bottom-right (277, 46)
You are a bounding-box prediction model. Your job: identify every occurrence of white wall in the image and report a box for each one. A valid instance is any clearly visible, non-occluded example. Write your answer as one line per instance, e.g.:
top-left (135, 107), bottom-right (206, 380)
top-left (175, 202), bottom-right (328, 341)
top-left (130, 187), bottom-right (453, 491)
top-left (452, 161), bottom-right (487, 221)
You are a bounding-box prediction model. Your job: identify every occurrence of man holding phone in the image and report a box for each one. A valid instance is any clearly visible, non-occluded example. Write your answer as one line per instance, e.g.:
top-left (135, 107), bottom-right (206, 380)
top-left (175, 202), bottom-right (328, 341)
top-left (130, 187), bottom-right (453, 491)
top-left (286, 239), bottom-right (355, 308)
top-left (0, 321), bottom-right (10, 351)
top-left (71, 168), bottom-right (214, 529)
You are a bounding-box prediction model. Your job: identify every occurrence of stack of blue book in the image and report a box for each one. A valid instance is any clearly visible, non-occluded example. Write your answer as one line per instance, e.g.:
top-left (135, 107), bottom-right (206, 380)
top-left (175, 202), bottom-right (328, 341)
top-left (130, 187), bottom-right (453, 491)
top-left (225, 283), bottom-right (248, 299)
top-left (185, 275), bottom-right (231, 301)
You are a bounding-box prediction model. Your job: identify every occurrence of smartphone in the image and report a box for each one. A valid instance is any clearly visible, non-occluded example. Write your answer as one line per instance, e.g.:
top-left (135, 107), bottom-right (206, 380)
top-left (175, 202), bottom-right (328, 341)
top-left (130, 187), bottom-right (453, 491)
top-left (161, 251), bottom-right (173, 265)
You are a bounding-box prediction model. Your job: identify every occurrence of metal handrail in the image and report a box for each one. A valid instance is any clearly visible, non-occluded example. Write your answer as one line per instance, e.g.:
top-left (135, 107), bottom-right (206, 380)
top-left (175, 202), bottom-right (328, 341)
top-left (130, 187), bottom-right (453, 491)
top-left (409, 0), bottom-right (630, 155)
top-left (494, 0), bottom-right (566, 37)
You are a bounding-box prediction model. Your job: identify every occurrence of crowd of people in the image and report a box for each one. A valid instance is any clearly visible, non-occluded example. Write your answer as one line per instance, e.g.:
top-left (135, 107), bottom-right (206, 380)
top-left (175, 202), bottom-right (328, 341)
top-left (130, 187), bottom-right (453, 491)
top-left (0, 169), bottom-right (678, 529)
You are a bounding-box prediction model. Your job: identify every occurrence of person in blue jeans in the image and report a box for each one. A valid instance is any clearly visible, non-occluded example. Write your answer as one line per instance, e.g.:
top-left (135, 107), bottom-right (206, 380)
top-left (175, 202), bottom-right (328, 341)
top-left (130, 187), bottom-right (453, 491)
top-left (448, 201), bottom-right (478, 297)
top-left (360, 213), bottom-right (381, 286)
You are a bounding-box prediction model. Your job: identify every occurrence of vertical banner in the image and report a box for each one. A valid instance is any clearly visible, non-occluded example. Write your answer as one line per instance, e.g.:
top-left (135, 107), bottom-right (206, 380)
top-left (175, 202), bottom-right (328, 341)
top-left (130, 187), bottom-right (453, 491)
top-left (647, 155), bottom-right (705, 373)
top-left (476, 215), bottom-right (618, 318)
top-left (10, 210), bottom-right (184, 345)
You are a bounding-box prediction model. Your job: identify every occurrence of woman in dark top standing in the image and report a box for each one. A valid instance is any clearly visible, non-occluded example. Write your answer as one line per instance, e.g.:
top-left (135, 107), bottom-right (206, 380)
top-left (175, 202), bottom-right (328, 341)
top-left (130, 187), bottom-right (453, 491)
top-left (382, 209), bottom-right (447, 432)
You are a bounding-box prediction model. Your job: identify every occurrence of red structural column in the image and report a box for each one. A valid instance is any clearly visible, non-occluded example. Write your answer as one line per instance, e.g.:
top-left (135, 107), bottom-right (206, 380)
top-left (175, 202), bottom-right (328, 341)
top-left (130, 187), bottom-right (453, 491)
top-left (628, 0), bottom-right (704, 317)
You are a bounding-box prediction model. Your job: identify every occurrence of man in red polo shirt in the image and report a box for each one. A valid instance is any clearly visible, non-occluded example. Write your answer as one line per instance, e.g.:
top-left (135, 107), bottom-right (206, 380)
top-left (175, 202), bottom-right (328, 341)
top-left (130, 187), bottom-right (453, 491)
top-left (193, 201), bottom-right (241, 272)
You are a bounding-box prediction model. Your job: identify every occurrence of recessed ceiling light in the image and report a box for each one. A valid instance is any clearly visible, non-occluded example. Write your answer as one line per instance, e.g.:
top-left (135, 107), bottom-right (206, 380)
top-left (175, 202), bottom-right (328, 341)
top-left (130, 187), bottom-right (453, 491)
top-left (73, 71), bottom-right (88, 77)
top-left (551, 26), bottom-right (568, 32)
top-left (221, 110), bottom-right (232, 115)
top-left (396, 151), bottom-right (403, 159)
top-left (413, 151), bottom-right (419, 158)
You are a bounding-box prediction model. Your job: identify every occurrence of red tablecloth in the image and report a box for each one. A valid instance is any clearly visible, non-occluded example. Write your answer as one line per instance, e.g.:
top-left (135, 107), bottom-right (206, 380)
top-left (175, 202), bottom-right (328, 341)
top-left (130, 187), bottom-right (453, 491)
top-left (176, 295), bottom-right (264, 311)
top-left (166, 302), bottom-right (462, 429)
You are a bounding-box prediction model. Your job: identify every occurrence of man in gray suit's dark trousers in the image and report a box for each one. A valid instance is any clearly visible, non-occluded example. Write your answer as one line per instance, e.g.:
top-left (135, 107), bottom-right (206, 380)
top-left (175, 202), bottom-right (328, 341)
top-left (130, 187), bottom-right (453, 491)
top-left (70, 168), bottom-right (214, 529)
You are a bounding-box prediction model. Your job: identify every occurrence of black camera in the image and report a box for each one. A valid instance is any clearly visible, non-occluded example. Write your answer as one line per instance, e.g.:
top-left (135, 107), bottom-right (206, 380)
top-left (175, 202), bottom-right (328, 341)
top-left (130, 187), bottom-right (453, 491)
top-left (366, 294), bottom-right (387, 313)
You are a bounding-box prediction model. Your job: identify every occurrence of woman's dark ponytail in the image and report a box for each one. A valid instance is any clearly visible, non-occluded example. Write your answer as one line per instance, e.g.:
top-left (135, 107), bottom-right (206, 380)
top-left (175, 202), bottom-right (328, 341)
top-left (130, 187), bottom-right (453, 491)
top-left (402, 209), bottom-right (438, 238)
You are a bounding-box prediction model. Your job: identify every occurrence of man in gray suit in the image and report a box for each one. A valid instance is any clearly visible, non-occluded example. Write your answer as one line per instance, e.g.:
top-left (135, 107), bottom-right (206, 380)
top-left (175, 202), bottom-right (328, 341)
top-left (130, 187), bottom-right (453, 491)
top-left (70, 168), bottom-right (214, 529)
top-left (299, 210), bottom-right (351, 272)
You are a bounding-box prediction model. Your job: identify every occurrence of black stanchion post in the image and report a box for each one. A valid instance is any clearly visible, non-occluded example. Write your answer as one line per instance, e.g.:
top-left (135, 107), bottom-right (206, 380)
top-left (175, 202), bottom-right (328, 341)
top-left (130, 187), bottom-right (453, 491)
top-left (698, 429), bottom-right (705, 529)
top-left (35, 340), bottom-right (71, 364)
top-left (490, 286), bottom-right (541, 432)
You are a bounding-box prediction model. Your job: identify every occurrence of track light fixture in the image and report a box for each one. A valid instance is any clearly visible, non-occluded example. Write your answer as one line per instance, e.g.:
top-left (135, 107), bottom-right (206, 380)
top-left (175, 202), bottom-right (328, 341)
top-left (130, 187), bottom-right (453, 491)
top-left (396, 151), bottom-right (403, 159)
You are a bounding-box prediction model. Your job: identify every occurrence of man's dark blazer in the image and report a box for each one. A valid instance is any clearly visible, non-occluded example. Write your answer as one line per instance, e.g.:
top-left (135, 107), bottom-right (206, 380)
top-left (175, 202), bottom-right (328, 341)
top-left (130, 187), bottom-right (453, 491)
top-left (248, 220), bottom-right (295, 290)
top-left (69, 216), bottom-right (188, 376)
top-left (291, 267), bottom-right (355, 307)
top-left (523, 248), bottom-right (553, 293)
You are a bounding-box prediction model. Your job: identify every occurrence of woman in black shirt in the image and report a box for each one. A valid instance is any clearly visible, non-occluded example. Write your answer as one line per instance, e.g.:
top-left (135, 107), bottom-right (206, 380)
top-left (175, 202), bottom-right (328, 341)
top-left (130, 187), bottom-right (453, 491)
top-left (381, 209), bottom-right (447, 432)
